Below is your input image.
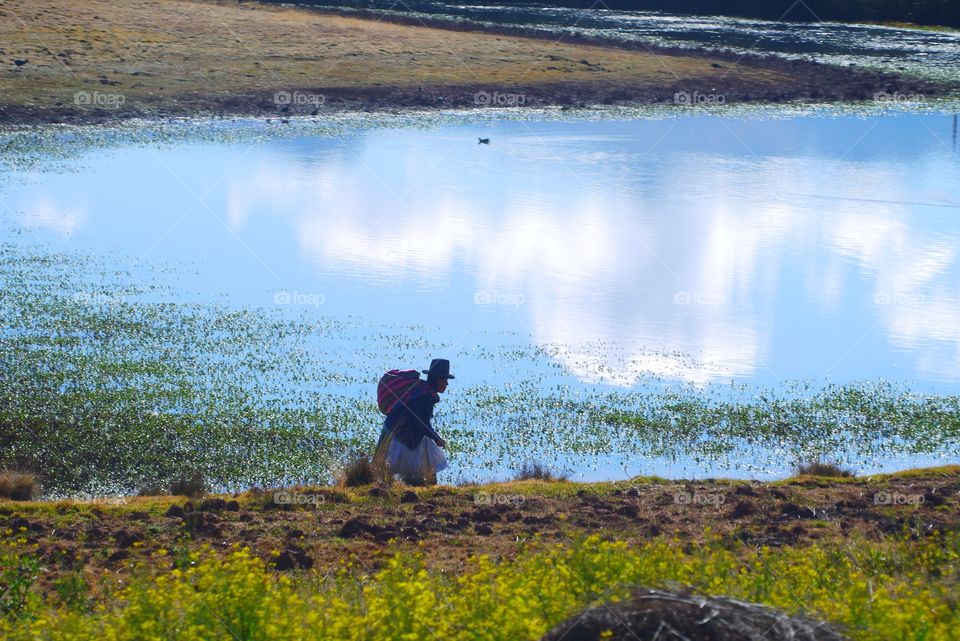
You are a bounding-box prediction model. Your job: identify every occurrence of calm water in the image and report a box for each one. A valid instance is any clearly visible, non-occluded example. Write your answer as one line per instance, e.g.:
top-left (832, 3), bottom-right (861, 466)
top-left (3, 107), bottom-right (960, 481)
top-left (300, 0), bottom-right (960, 83)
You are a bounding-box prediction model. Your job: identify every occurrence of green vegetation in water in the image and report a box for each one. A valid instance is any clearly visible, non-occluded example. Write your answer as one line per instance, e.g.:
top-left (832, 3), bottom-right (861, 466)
top-left (0, 241), bottom-right (363, 496)
top-left (3, 227), bottom-right (960, 496)
top-left (596, 380), bottom-right (960, 467)
top-left (2, 530), bottom-right (959, 639)
top-left (4, 117), bottom-right (960, 495)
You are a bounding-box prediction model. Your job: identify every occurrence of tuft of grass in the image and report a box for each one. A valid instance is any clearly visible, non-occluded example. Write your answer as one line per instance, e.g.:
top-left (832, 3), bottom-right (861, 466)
top-left (169, 472), bottom-right (207, 498)
top-left (794, 460), bottom-right (855, 478)
top-left (0, 472), bottom-right (38, 501)
top-left (513, 461), bottom-right (570, 482)
top-left (337, 454), bottom-right (392, 488)
top-left (136, 483), bottom-right (167, 497)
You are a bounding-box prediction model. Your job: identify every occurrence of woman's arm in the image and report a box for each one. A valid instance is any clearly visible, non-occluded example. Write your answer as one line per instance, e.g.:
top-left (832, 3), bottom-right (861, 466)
top-left (408, 394), bottom-right (444, 446)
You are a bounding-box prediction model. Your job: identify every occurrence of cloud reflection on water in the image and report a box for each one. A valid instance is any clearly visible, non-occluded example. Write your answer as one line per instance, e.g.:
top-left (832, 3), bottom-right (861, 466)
top-left (215, 115), bottom-right (960, 387)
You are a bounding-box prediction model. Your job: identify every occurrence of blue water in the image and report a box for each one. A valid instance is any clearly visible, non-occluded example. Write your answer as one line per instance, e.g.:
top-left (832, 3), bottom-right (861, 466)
top-left (5, 110), bottom-right (960, 386)
top-left (3, 107), bottom-right (960, 481)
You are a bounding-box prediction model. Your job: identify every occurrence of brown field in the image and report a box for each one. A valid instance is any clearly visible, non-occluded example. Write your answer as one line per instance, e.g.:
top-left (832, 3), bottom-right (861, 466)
top-left (0, 0), bottom-right (948, 125)
top-left (2, 466), bottom-right (959, 597)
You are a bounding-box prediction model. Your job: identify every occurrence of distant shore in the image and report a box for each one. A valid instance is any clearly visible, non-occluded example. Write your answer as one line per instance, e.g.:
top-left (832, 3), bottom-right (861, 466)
top-left (276, 0), bottom-right (960, 31)
top-left (0, 0), bottom-right (954, 128)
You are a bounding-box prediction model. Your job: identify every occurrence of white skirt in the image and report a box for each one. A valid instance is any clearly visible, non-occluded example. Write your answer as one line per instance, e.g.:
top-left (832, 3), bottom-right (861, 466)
top-left (386, 435), bottom-right (448, 479)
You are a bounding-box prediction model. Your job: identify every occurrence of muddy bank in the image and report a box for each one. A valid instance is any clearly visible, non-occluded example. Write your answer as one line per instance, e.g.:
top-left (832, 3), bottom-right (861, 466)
top-left (0, 69), bottom-right (948, 128)
top-left (3, 466), bottom-right (958, 590)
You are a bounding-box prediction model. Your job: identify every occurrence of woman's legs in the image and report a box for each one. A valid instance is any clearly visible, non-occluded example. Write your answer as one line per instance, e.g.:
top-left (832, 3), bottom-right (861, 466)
top-left (372, 427), bottom-right (396, 481)
top-left (386, 438), bottom-right (438, 486)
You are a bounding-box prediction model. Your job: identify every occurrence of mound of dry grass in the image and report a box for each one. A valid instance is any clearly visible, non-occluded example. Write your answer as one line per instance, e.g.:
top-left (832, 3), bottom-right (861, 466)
top-left (338, 455), bottom-right (392, 487)
top-left (0, 471), bottom-right (38, 501)
top-left (795, 460), bottom-right (855, 478)
top-left (514, 461), bottom-right (570, 482)
top-left (169, 471), bottom-right (208, 498)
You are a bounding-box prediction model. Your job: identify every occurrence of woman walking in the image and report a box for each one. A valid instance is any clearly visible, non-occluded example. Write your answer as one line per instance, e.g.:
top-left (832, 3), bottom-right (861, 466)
top-left (375, 358), bottom-right (452, 485)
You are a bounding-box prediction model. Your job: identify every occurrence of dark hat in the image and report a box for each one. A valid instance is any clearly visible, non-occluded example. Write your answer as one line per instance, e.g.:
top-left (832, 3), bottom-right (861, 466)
top-left (423, 358), bottom-right (455, 379)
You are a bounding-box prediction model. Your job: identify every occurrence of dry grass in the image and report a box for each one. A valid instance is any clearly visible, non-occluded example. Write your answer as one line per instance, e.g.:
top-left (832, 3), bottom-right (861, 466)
top-left (513, 461), bottom-right (570, 482)
top-left (795, 460), bottom-right (856, 478)
top-left (0, 0), bottom-right (785, 119)
top-left (337, 454), bottom-right (392, 487)
top-left (169, 471), bottom-right (207, 497)
top-left (0, 471), bottom-right (38, 501)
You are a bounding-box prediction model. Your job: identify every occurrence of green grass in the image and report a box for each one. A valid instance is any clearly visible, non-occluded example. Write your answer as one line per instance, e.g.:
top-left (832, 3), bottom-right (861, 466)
top-left (888, 465), bottom-right (960, 478)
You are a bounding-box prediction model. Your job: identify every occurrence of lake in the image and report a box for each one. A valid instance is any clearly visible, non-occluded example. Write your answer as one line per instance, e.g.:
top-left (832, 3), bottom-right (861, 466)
top-left (3, 105), bottom-right (960, 489)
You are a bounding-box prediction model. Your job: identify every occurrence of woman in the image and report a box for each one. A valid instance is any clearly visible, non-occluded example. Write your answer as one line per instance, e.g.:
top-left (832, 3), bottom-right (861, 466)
top-left (375, 358), bottom-right (452, 485)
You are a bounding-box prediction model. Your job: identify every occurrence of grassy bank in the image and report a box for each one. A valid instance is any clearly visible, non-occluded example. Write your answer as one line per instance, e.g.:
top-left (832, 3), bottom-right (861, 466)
top-left (1, 471), bottom-right (959, 639)
top-left (0, 0), bottom-right (950, 126)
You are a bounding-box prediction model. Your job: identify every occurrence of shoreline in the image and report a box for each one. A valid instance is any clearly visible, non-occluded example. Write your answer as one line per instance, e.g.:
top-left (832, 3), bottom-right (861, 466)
top-left (2, 99), bottom-right (957, 141)
top-left (2, 464), bottom-right (957, 583)
top-left (2, 68), bottom-right (950, 129)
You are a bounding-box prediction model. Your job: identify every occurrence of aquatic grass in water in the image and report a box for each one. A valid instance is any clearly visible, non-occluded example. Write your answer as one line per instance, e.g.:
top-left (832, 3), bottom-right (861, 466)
top-left (3, 230), bottom-right (960, 495)
top-left (443, 378), bottom-right (960, 478)
top-left (0, 242), bottom-right (355, 496)
top-left (4, 115), bottom-right (960, 495)
top-left (597, 380), bottom-right (960, 465)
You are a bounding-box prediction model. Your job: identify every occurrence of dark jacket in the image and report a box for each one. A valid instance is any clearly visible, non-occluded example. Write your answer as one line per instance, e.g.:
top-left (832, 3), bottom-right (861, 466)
top-left (381, 382), bottom-right (442, 450)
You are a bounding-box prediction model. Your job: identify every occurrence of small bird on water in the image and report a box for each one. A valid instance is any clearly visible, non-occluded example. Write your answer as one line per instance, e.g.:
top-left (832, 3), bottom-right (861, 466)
top-left (478, 137), bottom-right (490, 144)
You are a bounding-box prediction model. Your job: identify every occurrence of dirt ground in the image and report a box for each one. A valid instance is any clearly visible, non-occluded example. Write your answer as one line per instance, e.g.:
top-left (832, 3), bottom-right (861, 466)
top-left (3, 466), bottom-right (958, 598)
top-left (0, 0), bottom-right (950, 126)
